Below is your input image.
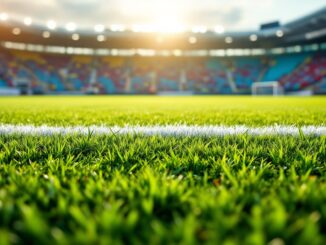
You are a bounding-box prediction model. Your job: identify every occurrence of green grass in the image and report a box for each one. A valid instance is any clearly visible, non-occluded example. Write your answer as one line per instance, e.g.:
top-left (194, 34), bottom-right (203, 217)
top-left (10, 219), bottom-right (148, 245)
top-left (0, 96), bottom-right (326, 244)
top-left (0, 96), bottom-right (325, 126)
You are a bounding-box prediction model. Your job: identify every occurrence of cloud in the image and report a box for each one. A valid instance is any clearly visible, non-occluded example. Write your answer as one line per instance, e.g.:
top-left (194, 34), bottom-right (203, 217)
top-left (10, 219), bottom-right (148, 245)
top-left (0, 0), bottom-right (123, 26)
top-left (0, 0), bottom-right (325, 30)
top-left (0, 0), bottom-right (244, 28)
top-left (185, 6), bottom-right (243, 27)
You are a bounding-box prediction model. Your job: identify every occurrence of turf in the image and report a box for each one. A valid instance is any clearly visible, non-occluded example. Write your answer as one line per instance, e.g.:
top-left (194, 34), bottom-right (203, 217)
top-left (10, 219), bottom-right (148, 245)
top-left (0, 96), bottom-right (325, 126)
top-left (0, 96), bottom-right (326, 244)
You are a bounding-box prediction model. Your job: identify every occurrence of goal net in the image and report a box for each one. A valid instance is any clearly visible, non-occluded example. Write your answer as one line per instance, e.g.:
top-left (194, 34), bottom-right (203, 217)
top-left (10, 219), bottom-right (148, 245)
top-left (252, 81), bottom-right (284, 96)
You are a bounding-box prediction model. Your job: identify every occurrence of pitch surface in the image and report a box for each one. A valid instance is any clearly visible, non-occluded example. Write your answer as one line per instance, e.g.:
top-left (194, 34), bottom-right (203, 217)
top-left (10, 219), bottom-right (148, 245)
top-left (0, 96), bottom-right (325, 244)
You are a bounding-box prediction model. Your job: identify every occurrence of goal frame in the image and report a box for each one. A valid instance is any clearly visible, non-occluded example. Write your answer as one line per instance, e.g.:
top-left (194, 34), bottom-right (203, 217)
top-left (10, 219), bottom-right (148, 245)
top-left (252, 81), bottom-right (284, 96)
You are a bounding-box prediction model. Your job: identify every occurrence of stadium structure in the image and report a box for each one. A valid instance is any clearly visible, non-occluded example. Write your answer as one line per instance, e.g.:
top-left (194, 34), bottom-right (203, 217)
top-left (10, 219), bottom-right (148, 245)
top-left (1, 3), bottom-right (326, 244)
top-left (0, 7), bottom-right (325, 96)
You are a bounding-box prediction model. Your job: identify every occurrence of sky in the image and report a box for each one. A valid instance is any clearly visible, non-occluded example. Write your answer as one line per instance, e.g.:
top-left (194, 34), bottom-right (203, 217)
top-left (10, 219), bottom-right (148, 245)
top-left (0, 0), bottom-right (325, 31)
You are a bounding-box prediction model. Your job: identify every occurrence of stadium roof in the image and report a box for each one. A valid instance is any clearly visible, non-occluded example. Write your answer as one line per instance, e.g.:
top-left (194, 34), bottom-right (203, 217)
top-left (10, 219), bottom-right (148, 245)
top-left (0, 7), bottom-right (325, 50)
top-left (1, 0), bottom-right (325, 31)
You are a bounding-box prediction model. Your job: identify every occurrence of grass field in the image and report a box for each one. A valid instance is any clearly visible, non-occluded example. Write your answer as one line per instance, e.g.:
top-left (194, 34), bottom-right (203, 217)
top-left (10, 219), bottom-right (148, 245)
top-left (0, 96), bottom-right (325, 126)
top-left (0, 96), bottom-right (326, 244)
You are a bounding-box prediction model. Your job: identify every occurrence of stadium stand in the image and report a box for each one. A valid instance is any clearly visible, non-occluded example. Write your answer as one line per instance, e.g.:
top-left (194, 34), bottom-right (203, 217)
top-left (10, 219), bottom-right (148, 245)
top-left (314, 78), bottom-right (326, 94)
top-left (0, 6), bottom-right (325, 95)
top-left (279, 54), bottom-right (326, 91)
top-left (0, 48), bottom-right (326, 94)
top-left (0, 48), bottom-right (325, 94)
top-left (262, 54), bottom-right (308, 82)
top-left (231, 57), bottom-right (265, 90)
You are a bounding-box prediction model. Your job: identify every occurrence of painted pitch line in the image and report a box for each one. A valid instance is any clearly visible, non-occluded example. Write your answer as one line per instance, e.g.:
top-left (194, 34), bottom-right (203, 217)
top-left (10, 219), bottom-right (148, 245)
top-left (0, 124), bottom-right (325, 137)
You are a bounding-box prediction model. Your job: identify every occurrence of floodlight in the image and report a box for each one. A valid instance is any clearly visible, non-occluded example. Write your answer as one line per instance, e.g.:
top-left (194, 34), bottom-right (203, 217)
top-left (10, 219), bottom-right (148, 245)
top-left (188, 36), bottom-right (197, 44)
top-left (47, 20), bottom-right (57, 30)
top-left (250, 34), bottom-right (258, 42)
top-left (110, 24), bottom-right (125, 32)
top-left (66, 22), bottom-right (77, 32)
top-left (42, 31), bottom-right (50, 38)
top-left (225, 36), bottom-right (233, 44)
top-left (192, 26), bottom-right (207, 33)
top-left (0, 13), bottom-right (8, 21)
top-left (72, 33), bottom-right (79, 41)
top-left (276, 30), bottom-right (284, 37)
top-left (12, 28), bottom-right (21, 35)
top-left (94, 24), bottom-right (105, 33)
top-left (214, 25), bottom-right (225, 34)
top-left (23, 17), bottom-right (32, 26)
top-left (97, 35), bottom-right (105, 42)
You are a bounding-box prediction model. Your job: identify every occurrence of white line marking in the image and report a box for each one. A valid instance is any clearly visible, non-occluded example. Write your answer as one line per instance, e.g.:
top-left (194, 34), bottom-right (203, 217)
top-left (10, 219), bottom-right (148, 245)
top-left (0, 124), bottom-right (325, 136)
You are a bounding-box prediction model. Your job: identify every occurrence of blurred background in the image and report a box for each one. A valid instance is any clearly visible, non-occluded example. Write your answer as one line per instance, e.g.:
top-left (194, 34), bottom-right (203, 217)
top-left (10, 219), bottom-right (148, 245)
top-left (0, 0), bottom-right (325, 95)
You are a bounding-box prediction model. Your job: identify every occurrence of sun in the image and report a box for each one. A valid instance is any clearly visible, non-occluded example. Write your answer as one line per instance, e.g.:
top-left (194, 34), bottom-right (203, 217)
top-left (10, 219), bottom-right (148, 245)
top-left (119, 0), bottom-right (186, 33)
top-left (152, 1), bottom-right (186, 33)
top-left (154, 15), bottom-right (185, 33)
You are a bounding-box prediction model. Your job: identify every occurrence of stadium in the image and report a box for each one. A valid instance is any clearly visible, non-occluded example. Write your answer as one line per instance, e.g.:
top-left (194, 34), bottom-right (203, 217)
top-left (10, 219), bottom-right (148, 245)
top-left (0, 0), bottom-right (325, 244)
top-left (0, 6), bottom-right (325, 95)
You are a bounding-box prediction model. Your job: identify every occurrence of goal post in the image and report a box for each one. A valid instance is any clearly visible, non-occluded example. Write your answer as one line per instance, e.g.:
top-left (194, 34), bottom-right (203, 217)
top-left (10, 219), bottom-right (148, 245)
top-left (252, 81), bottom-right (284, 96)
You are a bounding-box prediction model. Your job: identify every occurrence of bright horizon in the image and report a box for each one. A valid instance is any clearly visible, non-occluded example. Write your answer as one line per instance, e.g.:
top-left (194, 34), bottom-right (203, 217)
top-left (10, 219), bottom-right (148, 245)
top-left (0, 0), bottom-right (325, 32)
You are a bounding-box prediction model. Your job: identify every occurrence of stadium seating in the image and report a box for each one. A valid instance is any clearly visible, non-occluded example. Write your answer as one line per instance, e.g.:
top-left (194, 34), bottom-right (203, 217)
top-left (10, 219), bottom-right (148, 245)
top-left (262, 53), bottom-right (308, 82)
top-left (0, 48), bottom-right (325, 94)
top-left (97, 57), bottom-right (125, 93)
top-left (0, 78), bottom-right (7, 87)
top-left (231, 58), bottom-right (265, 90)
top-left (279, 54), bottom-right (326, 91)
top-left (314, 78), bottom-right (326, 94)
